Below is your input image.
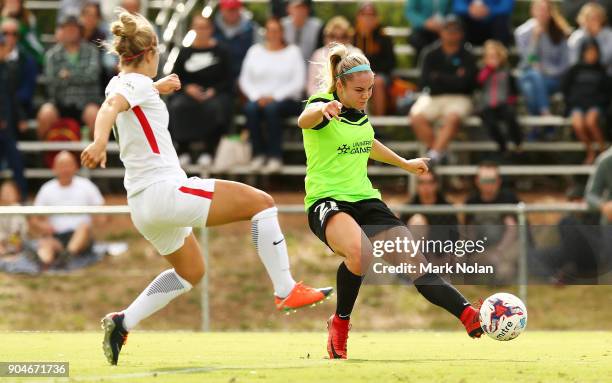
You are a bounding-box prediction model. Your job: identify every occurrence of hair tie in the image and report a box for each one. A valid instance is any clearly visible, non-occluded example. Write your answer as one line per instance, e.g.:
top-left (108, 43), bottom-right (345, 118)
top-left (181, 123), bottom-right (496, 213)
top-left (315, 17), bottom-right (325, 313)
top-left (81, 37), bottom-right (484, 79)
top-left (335, 64), bottom-right (371, 78)
top-left (122, 48), bottom-right (150, 62)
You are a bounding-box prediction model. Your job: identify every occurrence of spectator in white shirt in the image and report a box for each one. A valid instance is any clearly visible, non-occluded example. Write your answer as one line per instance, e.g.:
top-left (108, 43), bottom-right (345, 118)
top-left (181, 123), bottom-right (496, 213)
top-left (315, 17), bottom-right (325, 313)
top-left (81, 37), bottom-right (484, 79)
top-left (239, 17), bottom-right (305, 174)
top-left (31, 151), bottom-right (105, 267)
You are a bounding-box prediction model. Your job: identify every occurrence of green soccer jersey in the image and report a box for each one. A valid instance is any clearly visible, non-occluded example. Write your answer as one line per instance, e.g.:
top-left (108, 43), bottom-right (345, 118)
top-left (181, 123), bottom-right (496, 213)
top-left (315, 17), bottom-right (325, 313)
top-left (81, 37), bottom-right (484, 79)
top-left (302, 92), bottom-right (381, 210)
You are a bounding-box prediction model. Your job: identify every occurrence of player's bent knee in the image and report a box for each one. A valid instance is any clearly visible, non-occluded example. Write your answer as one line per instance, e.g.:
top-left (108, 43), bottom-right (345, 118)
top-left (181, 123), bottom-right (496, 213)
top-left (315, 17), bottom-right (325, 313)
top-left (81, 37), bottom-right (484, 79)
top-left (252, 189), bottom-right (275, 212)
top-left (176, 266), bottom-right (205, 286)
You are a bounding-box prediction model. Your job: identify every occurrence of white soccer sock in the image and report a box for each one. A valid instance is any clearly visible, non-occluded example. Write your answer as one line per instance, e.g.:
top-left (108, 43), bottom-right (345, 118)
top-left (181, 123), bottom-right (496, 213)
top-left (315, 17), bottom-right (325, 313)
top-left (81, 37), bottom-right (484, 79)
top-left (251, 207), bottom-right (296, 298)
top-left (122, 268), bottom-right (193, 331)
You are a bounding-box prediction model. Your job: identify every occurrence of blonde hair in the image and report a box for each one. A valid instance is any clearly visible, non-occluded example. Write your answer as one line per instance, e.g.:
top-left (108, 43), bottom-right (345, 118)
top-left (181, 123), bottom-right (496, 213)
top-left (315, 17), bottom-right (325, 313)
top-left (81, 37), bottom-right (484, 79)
top-left (323, 16), bottom-right (354, 39)
top-left (483, 40), bottom-right (509, 66)
top-left (577, 2), bottom-right (608, 27)
top-left (324, 43), bottom-right (370, 93)
top-left (108, 8), bottom-right (157, 68)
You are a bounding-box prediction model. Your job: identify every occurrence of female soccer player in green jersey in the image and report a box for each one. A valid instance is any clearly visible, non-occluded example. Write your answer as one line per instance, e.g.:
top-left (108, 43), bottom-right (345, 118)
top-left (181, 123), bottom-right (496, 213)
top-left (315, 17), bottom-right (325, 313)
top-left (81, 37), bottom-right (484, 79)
top-left (298, 43), bottom-right (484, 359)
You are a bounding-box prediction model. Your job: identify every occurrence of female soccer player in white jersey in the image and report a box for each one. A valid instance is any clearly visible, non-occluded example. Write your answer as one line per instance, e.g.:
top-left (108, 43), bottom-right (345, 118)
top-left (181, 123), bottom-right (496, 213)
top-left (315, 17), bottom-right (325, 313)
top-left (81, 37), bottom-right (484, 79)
top-left (80, 10), bottom-right (332, 365)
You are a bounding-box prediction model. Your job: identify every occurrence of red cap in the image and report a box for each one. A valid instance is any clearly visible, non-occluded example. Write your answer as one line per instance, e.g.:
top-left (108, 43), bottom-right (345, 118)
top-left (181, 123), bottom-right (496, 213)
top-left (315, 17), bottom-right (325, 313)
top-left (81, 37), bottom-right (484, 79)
top-left (220, 0), bottom-right (242, 9)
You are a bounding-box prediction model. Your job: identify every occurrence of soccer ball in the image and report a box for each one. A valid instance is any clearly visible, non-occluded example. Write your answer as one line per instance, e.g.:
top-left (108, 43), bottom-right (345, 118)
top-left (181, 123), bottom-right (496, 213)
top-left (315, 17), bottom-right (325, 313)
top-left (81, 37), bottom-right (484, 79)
top-left (479, 292), bottom-right (527, 341)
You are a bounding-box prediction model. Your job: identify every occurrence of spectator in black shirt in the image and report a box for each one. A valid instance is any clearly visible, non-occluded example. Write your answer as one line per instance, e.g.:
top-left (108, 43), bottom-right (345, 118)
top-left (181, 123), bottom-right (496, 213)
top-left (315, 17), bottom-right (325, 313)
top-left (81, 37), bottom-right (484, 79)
top-left (410, 16), bottom-right (477, 164)
top-left (353, 2), bottom-right (396, 115)
top-left (169, 15), bottom-right (233, 167)
top-left (401, 172), bottom-right (459, 253)
top-left (465, 162), bottom-right (519, 281)
top-left (562, 38), bottom-right (610, 164)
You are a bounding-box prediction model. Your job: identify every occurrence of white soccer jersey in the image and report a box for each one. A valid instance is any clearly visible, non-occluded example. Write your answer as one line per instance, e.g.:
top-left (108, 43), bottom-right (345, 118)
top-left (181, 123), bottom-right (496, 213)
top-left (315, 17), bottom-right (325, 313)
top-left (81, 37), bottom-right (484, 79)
top-left (106, 72), bottom-right (187, 197)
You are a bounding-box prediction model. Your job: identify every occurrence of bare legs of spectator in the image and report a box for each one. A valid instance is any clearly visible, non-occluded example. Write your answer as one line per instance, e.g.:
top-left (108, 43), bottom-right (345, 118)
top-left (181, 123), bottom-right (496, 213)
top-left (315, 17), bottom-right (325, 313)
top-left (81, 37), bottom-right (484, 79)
top-left (36, 223), bottom-right (93, 267)
top-left (370, 76), bottom-right (387, 116)
top-left (411, 113), bottom-right (460, 163)
top-left (572, 110), bottom-right (605, 164)
top-left (36, 103), bottom-right (99, 139)
top-left (67, 223), bottom-right (94, 255)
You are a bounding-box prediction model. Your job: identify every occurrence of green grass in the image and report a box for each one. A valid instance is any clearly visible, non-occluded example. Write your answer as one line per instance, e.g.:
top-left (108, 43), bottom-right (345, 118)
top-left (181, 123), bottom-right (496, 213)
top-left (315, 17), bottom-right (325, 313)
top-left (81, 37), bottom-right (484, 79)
top-left (1, 331), bottom-right (611, 382)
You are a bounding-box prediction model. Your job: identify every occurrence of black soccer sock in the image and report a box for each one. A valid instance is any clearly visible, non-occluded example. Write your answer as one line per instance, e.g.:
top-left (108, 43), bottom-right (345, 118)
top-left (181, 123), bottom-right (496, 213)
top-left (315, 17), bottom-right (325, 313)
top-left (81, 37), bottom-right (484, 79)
top-left (413, 273), bottom-right (470, 319)
top-left (336, 261), bottom-right (362, 319)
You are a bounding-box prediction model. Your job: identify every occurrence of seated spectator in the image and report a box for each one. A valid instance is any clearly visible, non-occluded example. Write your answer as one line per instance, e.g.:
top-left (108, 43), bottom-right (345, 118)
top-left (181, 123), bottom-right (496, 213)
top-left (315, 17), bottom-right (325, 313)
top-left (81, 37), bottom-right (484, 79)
top-left (81, 2), bottom-right (106, 46)
top-left (0, 0), bottom-right (44, 65)
top-left (586, 146), bottom-right (612, 223)
top-left (1, 18), bottom-right (37, 125)
top-left (563, 0), bottom-right (612, 24)
top-left (562, 38), bottom-right (609, 164)
top-left (0, 180), bottom-right (27, 257)
top-left (453, 0), bottom-right (514, 46)
top-left (478, 40), bottom-right (522, 154)
top-left (282, 0), bottom-right (322, 64)
top-left (0, 34), bottom-right (27, 198)
top-left (529, 184), bottom-right (601, 283)
top-left (80, 2), bottom-right (114, 88)
top-left (400, 172), bottom-right (459, 246)
top-left (214, 0), bottom-right (257, 82)
top-left (239, 17), bottom-right (305, 173)
top-left (404, 0), bottom-right (453, 59)
top-left (353, 2), bottom-right (396, 116)
top-left (307, 16), bottom-right (356, 95)
top-left (568, 2), bottom-right (612, 74)
top-left (584, 148), bottom-right (612, 274)
top-left (36, 15), bottom-right (101, 140)
top-left (271, 0), bottom-right (314, 18)
top-left (410, 16), bottom-right (477, 164)
top-left (101, 0), bottom-right (148, 21)
top-left (515, 0), bottom-right (571, 116)
top-left (30, 151), bottom-right (104, 268)
top-left (58, 0), bottom-right (96, 20)
top-left (465, 162), bottom-right (519, 282)
top-left (169, 15), bottom-right (233, 167)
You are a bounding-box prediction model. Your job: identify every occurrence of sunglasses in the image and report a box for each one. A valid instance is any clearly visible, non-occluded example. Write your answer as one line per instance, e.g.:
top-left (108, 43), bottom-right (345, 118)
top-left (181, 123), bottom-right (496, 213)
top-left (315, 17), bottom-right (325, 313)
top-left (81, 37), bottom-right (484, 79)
top-left (2, 30), bottom-right (18, 36)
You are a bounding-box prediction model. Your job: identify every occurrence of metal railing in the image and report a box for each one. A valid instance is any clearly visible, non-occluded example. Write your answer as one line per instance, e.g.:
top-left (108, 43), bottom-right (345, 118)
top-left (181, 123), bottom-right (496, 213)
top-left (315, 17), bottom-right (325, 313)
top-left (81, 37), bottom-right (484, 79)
top-left (0, 202), bottom-right (590, 330)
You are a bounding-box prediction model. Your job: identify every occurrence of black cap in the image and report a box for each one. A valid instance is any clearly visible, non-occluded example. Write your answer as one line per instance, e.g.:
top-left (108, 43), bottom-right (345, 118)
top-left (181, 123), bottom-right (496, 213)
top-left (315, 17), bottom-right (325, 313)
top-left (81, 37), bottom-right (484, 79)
top-left (442, 14), bottom-right (463, 30)
top-left (58, 13), bottom-right (82, 27)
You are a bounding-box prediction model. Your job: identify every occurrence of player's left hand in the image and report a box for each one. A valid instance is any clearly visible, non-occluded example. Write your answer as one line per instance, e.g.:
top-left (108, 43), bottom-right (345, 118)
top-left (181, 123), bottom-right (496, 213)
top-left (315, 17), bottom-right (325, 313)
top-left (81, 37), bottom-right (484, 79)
top-left (81, 141), bottom-right (108, 169)
top-left (154, 73), bottom-right (181, 95)
top-left (403, 158), bottom-right (430, 175)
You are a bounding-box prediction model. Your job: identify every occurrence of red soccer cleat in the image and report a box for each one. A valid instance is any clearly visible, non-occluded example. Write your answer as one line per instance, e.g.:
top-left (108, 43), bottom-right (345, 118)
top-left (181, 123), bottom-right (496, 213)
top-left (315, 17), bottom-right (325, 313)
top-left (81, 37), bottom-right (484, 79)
top-left (460, 304), bottom-right (484, 338)
top-left (274, 282), bottom-right (333, 313)
top-left (327, 314), bottom-right (351, 359)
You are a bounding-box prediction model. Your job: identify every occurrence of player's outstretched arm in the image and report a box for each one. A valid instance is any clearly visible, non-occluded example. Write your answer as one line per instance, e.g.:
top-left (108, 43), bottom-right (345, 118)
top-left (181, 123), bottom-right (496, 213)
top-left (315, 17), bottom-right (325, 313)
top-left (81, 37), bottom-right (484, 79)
top-left (370, 139), bottom-right (429, 175)
top-left (297, 100), bottom-right (342, 129)
top-left (81, 94), bottom-right (129, 169)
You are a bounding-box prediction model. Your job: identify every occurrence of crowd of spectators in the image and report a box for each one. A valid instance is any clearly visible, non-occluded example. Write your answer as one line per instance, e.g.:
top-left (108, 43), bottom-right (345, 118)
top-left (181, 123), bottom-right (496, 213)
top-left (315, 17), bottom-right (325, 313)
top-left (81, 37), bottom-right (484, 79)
top-left (6, 0), bottom-right (612, 169)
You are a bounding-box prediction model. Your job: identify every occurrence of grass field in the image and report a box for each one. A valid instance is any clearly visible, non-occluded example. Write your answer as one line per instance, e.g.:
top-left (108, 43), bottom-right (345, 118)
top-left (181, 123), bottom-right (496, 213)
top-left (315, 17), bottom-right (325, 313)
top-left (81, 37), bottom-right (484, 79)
top-left (1, 331), bottom-right (611, 383)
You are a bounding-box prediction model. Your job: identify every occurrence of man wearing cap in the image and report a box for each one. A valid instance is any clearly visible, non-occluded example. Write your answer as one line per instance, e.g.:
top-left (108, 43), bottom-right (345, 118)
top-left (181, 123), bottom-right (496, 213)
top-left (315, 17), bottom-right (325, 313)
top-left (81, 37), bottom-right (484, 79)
top-left (281, 0), bottom-right (322, 63)
top-left (465, 162), bottom-right (520, 282)
top-left (36, 14), bottom-right (101, 140)
top-left (214, 0), bottom-right (258, 82)
top-left (409, 15), bottom-right (477, 164)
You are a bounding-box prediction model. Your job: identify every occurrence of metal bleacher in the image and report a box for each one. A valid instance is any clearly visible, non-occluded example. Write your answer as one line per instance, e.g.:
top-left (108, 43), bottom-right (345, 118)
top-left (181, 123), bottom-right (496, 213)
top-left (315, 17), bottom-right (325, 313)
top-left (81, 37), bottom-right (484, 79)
top-left (13, 0), bottom-right (591, 184)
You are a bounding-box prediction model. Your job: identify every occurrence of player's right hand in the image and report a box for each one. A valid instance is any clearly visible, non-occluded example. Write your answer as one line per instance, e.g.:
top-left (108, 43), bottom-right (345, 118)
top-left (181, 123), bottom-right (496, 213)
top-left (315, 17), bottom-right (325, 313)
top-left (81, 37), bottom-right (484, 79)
top-left (81, 141), bottom-right (107, 169)
top-left (321, 100), bottom-right (343, 121)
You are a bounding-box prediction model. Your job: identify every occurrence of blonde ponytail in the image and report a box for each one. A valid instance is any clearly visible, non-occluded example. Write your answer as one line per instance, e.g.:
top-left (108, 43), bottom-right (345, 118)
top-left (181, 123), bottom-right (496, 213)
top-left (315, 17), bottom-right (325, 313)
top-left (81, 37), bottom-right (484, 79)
top-left (324, 42), bottom-right (370, 93)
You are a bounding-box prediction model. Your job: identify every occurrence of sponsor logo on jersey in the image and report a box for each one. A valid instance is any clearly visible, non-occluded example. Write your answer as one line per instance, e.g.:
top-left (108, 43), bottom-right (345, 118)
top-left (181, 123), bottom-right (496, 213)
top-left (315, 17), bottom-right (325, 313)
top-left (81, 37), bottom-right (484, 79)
top-left (337, 140), bottom-right (373, 155)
